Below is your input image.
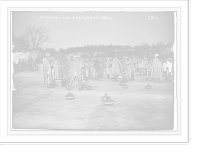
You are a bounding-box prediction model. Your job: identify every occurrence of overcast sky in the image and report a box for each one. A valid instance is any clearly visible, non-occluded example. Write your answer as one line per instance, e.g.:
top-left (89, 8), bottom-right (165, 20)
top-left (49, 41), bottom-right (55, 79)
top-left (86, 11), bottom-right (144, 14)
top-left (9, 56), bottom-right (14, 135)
top-left (12, 11), bottom-right (174, 50)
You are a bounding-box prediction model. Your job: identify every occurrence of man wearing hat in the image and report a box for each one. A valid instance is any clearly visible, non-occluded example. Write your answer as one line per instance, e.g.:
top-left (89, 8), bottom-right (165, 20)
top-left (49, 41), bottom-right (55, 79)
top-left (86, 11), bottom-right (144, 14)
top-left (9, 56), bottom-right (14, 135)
top-left (43, 52), bottom-right (51, 87)
top-left (58, 52), bottom-right (70, 83)
top-left (142, 58), bottom-right (147, 76)
top-left (125, 56), bottom-right (131, 80)
top-left (119, 56), bottom-right (129, 82)
top-left (108, 57), bottom-right (113, 78)
top-left (152, 54), bottom-right (162, 82)
top-left (112, 54), bottom-right (120, 82)
top-left (53, 57), bottom-right (58, 80)
top-left (67, 53), bottom-right (85, 91)
top-left (11, 45), bottom-right (17, 91)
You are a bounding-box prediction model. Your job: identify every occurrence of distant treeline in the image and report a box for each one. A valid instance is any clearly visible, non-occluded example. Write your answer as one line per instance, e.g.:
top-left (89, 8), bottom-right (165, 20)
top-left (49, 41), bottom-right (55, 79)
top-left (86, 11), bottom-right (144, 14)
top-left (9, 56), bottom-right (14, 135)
top-left (13, 42), bottom-right (174, 63)
top-left (60, 44), bottom-right (131, 53)
top-left (39, 43), bottom-right (174, 60)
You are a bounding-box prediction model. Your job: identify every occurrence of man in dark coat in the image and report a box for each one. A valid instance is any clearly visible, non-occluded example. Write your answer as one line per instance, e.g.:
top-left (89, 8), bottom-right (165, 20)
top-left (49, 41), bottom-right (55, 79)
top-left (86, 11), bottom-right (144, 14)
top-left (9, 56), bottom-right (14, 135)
top-left (138, 59), bottom-right (143, 75)
top-left (90, 59), bottom-right (95, 78)
top-left (125, 56), bottom-right (131, 80)
top-left (58, 52), bottom-right (69, 81)
top-left (152, 54), bottom-right (162, 82)
top-left (68, 55), bottom-right (85, 90)
top-left (162, 60), bottom-right (167, 76)
top-left (167, 58), bottom-right (172, 76)
top-left (112, 54), bottom-right (120, 82)
top-left (94, 59), bottom-right (101, 78)
top-left (54, 57), bottom-right (58, 80)
top-left (81, 59), bottom-right (87, 80)
top-left (108, 57), bottom-right (113, 78)
top-left (100, 57), bottom-right (107, 78)
top-left (87, 57), bottom-right (92, 79)
top-left (120, 58), bottom-right (128, 82)
top-left (129, 59), bottom-right (135, 79)
top-left (42, 52), bottom-right (53, 87)
top-left (147, 60), bottom-right (153, 76)
top-left (142, 58), bottom-right (147, 76)
top-left (69, 56), bottom-right (74, 77)
top-left (11, 45), bottom-right (17, 91)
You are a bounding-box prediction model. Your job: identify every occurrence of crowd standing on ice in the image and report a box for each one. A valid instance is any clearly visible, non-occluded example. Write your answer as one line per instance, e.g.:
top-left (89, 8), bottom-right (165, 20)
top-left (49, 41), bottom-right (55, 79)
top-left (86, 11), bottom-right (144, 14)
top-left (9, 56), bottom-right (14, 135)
top-left (43, 52), bottom-right (173, 90)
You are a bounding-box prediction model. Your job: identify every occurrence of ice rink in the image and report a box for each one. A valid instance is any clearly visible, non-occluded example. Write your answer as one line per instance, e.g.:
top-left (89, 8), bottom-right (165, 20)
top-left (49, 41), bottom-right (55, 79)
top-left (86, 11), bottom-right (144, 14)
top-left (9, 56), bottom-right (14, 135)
top-left (12, 71), bottom-right (174, 131)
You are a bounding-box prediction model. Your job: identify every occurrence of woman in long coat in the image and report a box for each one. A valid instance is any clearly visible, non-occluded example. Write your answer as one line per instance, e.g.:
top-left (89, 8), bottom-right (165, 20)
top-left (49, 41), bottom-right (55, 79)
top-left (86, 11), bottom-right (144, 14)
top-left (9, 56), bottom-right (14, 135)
top-left (112, 54), bottom-right (120, 82)
top-left (153, 54), bottom-right (162, 82)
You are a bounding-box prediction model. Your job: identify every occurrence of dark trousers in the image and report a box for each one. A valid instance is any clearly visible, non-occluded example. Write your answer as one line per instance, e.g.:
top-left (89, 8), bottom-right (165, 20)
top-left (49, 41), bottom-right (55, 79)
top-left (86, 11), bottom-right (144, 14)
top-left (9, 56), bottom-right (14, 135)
top-left (54, 67), bottom-right (58, 80)
top-left (148, 69), bottom-right (151, 76)
top-left (139, 67), bottom-right (142, 75)
top-left (101, 68), bottom-right (108, 78)
top-left (142, 68), bottom-right (147, 76)
top-left (44, 72), bottom-right (53, 86)
top-left (108, 68), bottom-right (112, 78)
top-left (68, 70), bottom-right (82, 89)
top-left (87, 69), bottom-right (92, 79)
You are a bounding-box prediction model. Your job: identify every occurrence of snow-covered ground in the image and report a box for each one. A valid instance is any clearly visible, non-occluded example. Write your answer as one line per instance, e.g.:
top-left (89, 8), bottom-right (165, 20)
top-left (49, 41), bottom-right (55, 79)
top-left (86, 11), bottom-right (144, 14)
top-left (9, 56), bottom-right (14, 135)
top-left (12, 71), bottom-right (174, 130)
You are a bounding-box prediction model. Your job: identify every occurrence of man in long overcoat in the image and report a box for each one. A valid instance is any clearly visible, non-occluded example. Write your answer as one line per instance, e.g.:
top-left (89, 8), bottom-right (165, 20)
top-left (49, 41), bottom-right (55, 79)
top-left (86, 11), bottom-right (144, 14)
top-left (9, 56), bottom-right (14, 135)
top-left (112, 54), bottom-right (120, 82)
top-left (58, 52), bottom-right (70, 81)
top-left (53, 57), bottom-right (58, 80)
top-left (108, 57), bottom-right (113, 78)
top-left (123, 56), bottom-right (131, 80)
top-left (68, 55), bottom-right (85, 90)
top-left (147, 60), bottom-right (153, 76)
top-left (120, 58), bottom-right (129, 82)
top-left (42, 52), bottom-right (53, 87)
top-left (11, 45), bottom-right (17, 91)
top-left (142, 58), bottom-right (147, 76)
top-left (167, 58), bottom-right (172, 76)
top-left (152, 54), bottom-right (162, 82)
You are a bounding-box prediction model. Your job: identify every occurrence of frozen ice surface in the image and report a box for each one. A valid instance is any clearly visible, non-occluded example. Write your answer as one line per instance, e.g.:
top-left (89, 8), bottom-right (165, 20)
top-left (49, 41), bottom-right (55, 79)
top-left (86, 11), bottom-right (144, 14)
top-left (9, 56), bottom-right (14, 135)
top-left (12, 71), bottom-right (174, 131)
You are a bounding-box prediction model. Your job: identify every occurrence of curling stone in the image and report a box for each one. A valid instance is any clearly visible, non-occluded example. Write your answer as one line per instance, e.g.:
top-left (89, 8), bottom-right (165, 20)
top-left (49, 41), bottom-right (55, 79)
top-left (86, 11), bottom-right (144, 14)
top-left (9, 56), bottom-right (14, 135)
top-left (101, 93), bottom-right (114, 105)
top-left (165, 77), bottom-right (169, 80)
top-left (65, 92), bottom-right (75, 100)
top-left (119, 82), bottom-right (125, 86)
top-left (145, 84), bottom-right (152, 89)
top-left (121, 84), bottom-right (128, 89)
top-left (85, 85), bottom-right (93, 90)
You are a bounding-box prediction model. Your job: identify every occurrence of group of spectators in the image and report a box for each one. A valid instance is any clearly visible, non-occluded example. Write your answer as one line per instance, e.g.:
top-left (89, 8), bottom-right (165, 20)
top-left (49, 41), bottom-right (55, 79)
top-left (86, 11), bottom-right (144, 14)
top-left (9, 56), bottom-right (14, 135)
top-left (135, 58), bottom-right (173, 76)
top-left (81, 56), bottom-right (172, 81)
top-left (42, 52), bottom-right (174, 90)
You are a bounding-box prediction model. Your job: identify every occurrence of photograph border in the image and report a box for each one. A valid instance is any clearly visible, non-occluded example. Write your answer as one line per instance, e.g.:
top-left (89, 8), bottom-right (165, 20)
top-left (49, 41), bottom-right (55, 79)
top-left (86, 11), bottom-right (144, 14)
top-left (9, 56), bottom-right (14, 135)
top-left (1, 1), bottom-right (188, 143)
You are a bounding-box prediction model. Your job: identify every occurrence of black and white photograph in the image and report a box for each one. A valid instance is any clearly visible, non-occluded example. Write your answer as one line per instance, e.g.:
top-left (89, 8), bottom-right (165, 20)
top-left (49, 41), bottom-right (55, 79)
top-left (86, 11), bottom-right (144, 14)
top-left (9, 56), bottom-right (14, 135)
top-left (11, 11), bottom-right (176, 131)
top-left (0, 1), bottom-right (189, 143)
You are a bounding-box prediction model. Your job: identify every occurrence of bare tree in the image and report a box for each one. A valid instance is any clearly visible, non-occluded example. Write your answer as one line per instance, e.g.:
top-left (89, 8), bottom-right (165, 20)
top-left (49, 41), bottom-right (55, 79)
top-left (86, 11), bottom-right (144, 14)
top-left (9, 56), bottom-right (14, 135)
top-left (24, 25), bottom-right (50, 70)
